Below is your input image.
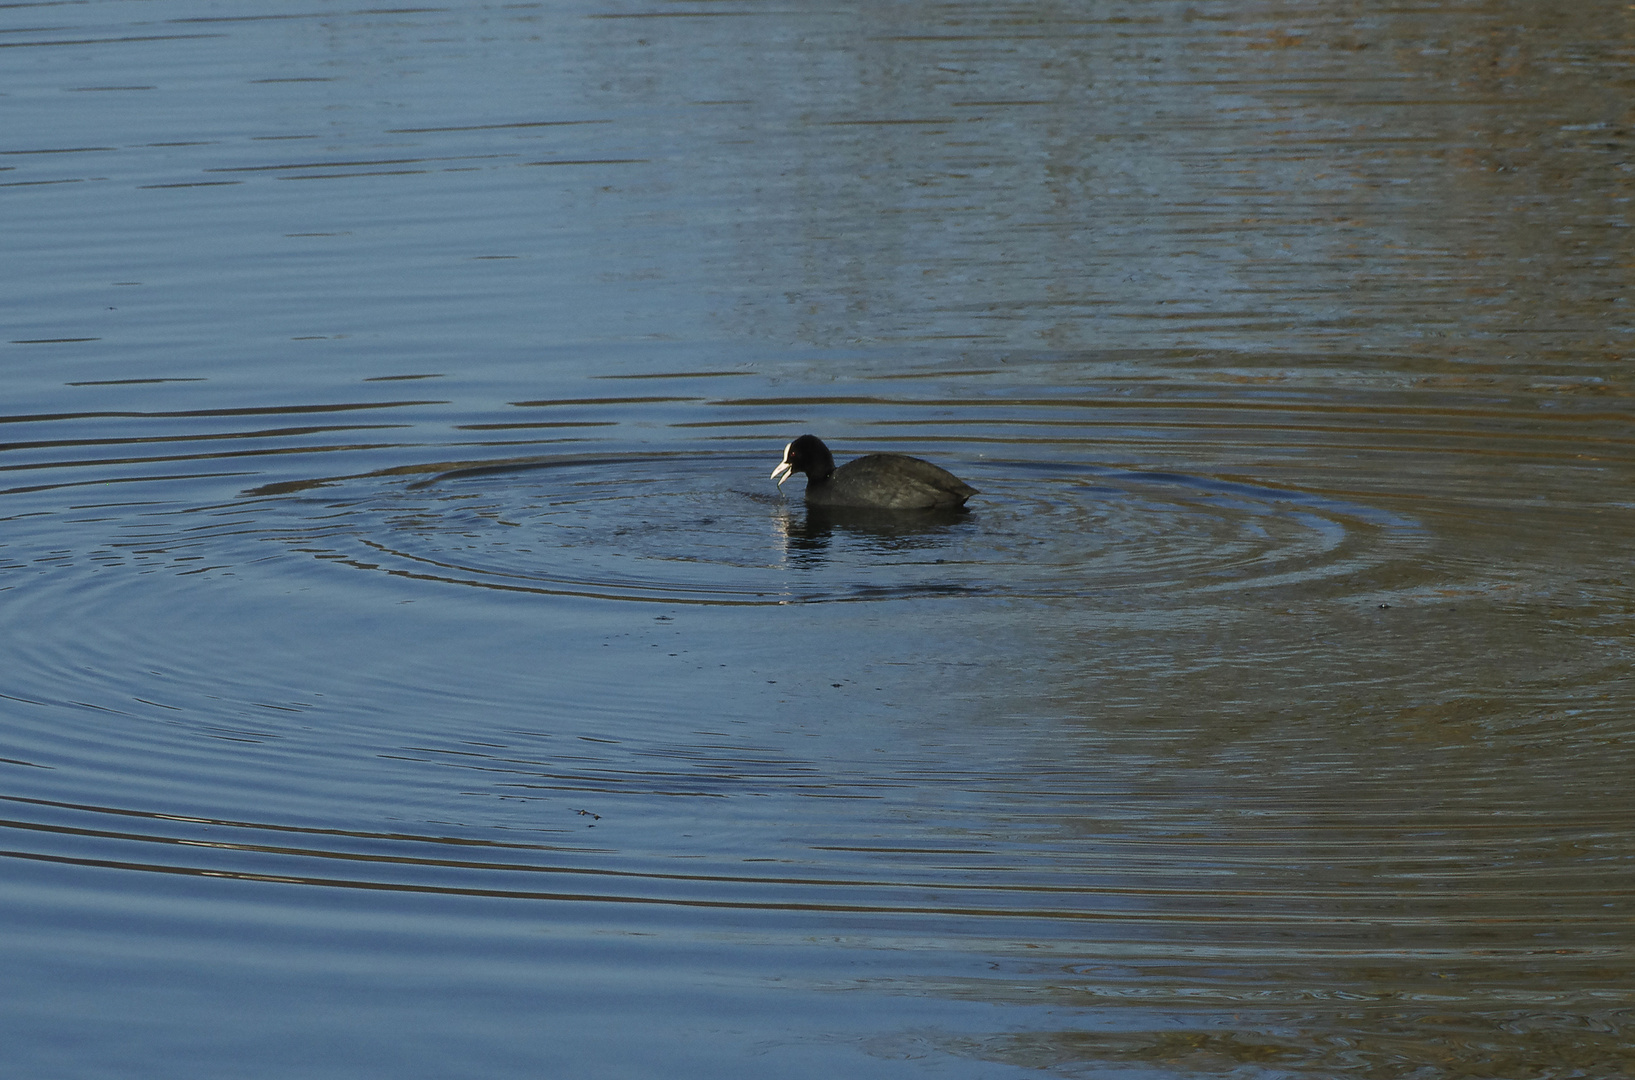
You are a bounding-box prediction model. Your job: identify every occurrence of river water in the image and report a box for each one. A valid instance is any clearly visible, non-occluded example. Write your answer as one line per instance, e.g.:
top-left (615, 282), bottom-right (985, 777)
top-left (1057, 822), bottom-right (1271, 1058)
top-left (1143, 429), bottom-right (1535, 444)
top-left (3, 2), bottom-right (1631, 1077)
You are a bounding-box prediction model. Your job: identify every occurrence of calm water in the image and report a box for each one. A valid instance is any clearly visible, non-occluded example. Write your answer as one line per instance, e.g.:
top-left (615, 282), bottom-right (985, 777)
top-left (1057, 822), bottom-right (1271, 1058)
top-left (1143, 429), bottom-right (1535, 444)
top-left (3, 2), bottom-right (1632, 1077)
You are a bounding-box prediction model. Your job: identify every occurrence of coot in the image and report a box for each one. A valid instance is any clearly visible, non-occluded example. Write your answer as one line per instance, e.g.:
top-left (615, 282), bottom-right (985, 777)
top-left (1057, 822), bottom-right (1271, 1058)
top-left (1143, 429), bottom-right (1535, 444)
top-left (770, 434), bottom-right (978, 510)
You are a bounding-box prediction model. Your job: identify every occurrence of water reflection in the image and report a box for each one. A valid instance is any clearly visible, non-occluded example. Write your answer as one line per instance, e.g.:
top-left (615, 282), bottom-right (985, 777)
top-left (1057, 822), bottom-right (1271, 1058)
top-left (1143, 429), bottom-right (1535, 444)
top-left (776, 502), bottom-right (976, 561)
top-left (571, 0), bottom-right (1634, 357)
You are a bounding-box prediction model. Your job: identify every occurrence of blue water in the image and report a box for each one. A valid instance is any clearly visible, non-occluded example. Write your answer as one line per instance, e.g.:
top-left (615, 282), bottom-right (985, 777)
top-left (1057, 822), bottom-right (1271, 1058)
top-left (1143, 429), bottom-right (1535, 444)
top-left (3, 3), bottom-right (1632, 1077)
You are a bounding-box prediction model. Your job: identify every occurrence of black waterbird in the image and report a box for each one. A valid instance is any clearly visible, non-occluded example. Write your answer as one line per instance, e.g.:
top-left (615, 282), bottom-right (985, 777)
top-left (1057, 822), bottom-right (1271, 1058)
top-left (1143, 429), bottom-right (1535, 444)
top-left (770, 434), bottom-right (978, 510)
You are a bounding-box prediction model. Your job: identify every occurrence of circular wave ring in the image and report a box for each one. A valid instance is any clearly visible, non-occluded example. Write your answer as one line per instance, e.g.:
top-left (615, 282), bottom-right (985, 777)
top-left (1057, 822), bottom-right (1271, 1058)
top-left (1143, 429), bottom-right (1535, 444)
top-left (249, 452), bottom-right (1423, 605)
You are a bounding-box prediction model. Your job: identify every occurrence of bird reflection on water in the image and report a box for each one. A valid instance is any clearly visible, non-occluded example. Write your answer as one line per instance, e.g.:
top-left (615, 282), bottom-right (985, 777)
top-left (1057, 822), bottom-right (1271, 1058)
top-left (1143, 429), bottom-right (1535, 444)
top-left (773, 500), bottom-right (977, 571)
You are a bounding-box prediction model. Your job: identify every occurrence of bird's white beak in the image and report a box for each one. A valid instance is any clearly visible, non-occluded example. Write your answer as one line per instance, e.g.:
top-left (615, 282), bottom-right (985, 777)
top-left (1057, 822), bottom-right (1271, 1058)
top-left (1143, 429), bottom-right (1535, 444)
top-left (770, 461), bottom-right (793, 486)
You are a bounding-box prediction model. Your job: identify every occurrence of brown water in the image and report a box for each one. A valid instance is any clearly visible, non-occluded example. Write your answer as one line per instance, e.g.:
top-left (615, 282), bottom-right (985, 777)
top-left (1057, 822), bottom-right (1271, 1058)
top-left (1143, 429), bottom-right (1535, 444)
top-left (2, 2), bottom-right (1631, 1077)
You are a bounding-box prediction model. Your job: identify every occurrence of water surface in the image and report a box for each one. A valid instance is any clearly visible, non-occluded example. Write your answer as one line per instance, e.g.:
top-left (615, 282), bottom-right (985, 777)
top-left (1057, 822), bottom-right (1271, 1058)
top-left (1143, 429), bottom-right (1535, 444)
top-left (2, 2), bottom-right (1632, 1077)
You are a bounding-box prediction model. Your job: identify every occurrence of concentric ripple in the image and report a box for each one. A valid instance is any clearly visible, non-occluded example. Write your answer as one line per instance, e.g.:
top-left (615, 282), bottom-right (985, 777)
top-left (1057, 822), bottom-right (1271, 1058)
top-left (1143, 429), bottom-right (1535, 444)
top-left (239, 451), bottom-right (1426, 606)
